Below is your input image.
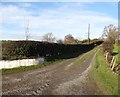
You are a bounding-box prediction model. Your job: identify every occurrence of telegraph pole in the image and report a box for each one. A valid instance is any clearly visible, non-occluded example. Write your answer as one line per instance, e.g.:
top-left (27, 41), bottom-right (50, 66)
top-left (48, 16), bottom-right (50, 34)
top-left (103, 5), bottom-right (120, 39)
top-left (88, 24), bottom-right (90, 44)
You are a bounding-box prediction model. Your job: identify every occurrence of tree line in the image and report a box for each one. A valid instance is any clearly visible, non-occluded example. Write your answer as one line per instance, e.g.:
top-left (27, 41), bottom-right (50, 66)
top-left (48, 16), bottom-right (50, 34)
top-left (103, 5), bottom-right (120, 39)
top-left (42, 32), bottom-right (101, 44)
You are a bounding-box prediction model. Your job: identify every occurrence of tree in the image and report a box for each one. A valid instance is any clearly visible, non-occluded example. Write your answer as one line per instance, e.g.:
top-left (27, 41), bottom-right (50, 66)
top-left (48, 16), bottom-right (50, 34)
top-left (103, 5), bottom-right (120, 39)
top-left (64, 34), bottom-right (76, 44)
top-left (82, 39), bottom-right (88, 44)
top-left (102, 24), bottom-right (118, 44)
top-left (74, 39), bottom-right (80, 44)
top-left (102, 24), bottom-right (118, 59)
top-left (42, 33), bottom-right (56, 43)
top-left (57, 39), bottom-right (64, 44)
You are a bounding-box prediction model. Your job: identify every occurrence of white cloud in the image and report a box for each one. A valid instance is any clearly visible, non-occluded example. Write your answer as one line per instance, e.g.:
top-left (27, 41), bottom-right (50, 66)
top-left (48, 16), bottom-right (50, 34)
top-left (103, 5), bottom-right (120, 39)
top-left (2, 0), bottom-right (119, 2)
top-left (1, 5), bottom-right (31, 25)
top-left (1, 3), bottom-right (118, 40)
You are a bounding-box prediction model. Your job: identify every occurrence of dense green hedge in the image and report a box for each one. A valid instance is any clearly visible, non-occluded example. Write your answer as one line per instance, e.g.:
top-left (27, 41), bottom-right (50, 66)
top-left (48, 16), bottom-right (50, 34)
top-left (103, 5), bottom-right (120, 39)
top-left (2, 41), bottom-right (103, 60)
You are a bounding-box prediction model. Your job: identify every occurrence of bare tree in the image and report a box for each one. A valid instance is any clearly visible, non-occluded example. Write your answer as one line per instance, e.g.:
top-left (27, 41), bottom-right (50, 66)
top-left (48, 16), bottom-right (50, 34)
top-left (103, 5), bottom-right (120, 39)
top-left (102, 24), bottom-right (118, 44)
top-left (42, 32), bottom-right (56, 42)
top-left (74, 39), bottom-right (80, 44)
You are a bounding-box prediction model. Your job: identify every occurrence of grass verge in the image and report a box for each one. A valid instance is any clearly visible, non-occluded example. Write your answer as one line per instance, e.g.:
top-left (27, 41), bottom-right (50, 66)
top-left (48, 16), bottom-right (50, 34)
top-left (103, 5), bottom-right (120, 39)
top-left (74, 46), bottom-right (98, 65)
top-left (90, 48), bottom-right (118, 95)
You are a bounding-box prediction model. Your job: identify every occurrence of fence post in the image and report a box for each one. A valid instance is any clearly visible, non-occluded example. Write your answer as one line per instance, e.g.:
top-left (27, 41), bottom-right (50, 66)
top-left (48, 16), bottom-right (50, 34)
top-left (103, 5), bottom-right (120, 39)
top-left (106, 52), bottom-right (109, 61)
top-left (111, 58), bottom-right (116, 71)
top-left (110, 56), bottom-right (115, 68)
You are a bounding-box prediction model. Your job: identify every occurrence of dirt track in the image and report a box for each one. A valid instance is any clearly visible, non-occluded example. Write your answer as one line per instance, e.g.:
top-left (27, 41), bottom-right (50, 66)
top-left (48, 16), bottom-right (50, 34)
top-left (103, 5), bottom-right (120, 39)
top-left (2, 50), bottom-right (103, 95)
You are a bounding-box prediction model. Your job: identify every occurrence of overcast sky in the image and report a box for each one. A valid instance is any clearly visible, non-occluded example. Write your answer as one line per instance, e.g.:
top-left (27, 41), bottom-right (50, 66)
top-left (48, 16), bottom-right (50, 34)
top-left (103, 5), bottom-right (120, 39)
top-left (1, 2), bottom-right (118, 40)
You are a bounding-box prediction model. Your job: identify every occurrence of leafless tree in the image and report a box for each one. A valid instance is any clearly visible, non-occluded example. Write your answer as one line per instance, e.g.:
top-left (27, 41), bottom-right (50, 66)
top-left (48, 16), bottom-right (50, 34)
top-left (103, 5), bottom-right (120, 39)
top-left (102, 24), bottom-right (118, 44)
top-left (42, 32), bottom-right (56, 43)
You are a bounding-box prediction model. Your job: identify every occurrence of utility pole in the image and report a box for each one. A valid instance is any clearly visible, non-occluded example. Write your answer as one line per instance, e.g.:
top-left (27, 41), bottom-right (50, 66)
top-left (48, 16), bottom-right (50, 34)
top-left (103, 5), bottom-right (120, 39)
top-left (88, 24), bottom-right (90, 44)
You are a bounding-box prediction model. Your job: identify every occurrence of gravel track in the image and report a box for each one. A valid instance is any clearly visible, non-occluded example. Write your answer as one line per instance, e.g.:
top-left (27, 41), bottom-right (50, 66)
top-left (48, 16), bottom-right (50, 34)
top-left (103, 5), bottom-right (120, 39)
top-left (2, 50), bottom-right (103, 95)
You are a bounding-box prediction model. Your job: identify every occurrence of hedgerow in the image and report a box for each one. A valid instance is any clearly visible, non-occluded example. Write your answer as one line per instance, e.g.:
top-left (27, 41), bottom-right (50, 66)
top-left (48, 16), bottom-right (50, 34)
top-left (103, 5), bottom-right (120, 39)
top-left (2, 40), bottom-right (103, 60)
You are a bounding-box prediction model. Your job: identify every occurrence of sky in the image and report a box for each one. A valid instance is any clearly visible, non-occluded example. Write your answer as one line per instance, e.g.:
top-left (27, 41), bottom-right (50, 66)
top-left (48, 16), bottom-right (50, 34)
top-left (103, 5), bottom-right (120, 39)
top-left (1, 2), bottom-right (118, 41)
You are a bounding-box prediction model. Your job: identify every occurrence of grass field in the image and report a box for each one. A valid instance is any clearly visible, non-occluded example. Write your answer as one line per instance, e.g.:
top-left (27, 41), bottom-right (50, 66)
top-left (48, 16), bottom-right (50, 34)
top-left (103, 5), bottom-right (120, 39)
top-left (91, 48), bottom-right (118, 95)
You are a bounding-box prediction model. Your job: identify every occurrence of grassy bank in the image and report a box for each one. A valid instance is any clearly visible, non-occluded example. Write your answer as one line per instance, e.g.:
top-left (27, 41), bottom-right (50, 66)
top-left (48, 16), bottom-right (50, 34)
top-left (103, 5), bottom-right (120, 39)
top-left (91, 48), bottom-right (118, 95)
top-left (113, 43), bottom-right (118, 63)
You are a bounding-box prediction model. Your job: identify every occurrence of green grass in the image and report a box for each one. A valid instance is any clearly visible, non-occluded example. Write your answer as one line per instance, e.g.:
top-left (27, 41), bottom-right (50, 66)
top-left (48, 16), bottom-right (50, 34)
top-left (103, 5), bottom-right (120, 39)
top-left (113, 43), bottom-right (118, 63)
top-left (91, 48), bottom-right (118, 95)
top-left (113, 43), bottom-right (118, 52)
top-left (74, 47), bottom-right (98, 65)
top-left (1, 59), bottom-right (63, 75)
